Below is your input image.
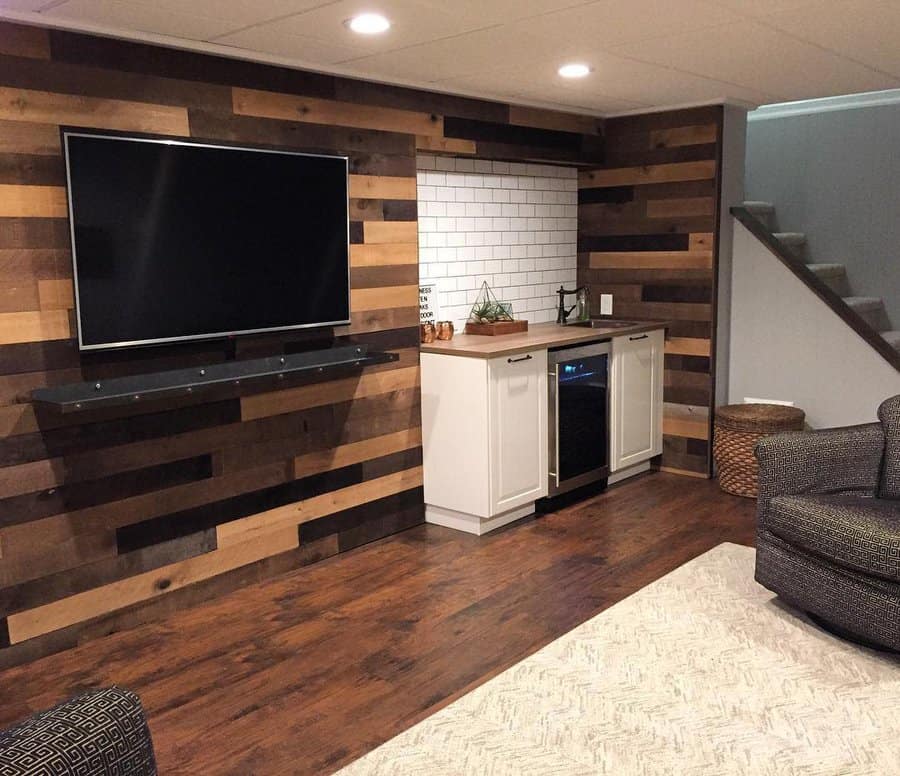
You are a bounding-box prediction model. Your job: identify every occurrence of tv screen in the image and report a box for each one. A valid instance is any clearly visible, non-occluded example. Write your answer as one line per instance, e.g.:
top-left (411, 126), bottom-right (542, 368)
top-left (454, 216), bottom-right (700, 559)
top-left (63, 132), bottom-right (350, 351)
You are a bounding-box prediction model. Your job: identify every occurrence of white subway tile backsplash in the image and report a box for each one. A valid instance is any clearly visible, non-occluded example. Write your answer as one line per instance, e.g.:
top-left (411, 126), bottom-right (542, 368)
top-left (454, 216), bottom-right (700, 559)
top-left (417, 154), bottom-right (577, 328)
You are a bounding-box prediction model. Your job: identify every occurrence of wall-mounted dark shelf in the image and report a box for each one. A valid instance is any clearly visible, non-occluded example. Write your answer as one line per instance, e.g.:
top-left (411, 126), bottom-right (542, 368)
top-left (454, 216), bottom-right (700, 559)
top-left (31, 344), bottom-right (399, 413)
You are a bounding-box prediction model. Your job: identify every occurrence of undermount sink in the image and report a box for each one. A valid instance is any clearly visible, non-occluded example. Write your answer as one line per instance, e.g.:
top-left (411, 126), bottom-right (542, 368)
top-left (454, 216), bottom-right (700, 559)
top-left (566, 319), bottom-right (641, 329)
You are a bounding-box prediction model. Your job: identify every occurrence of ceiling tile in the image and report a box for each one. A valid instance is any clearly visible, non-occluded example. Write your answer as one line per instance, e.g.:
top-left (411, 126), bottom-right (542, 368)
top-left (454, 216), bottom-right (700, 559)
top-left (762, 0), bottom-right (900, 78)
top-left (704, 0), bottom-right (823, 16)
top-left (130, 0), bottom-right (334, 29)
top-left (0, 0), bottom-right (57, 10)
top-left (609, 19), bottom-right (900, 101)
top-left (215, 25), bottom-right (360, 64)
top-left (43, 0), bottom-right (245, 40)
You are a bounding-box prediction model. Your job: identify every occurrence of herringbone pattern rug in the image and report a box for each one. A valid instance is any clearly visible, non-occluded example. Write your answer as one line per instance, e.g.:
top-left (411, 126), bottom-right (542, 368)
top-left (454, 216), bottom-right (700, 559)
top-left (337, 543), bottom-right (900, 775)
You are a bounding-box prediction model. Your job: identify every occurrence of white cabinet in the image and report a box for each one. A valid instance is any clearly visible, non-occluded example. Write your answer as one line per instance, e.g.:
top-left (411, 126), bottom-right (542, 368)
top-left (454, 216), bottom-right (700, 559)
top-left (610, 329), bottom-right (664, 472)
top-left (421, 349), bottom-right (547, 534)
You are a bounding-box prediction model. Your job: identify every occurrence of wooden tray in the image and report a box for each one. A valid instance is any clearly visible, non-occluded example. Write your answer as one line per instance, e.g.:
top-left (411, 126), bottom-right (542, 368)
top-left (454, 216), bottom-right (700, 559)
top-left (464, 320), bottom-right (529, 336)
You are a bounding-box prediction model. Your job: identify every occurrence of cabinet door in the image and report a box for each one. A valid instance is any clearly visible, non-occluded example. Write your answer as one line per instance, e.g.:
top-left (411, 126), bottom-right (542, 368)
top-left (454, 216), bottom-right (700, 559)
top-left (488, 349), bottom-right (548, 513)
top-left (611, 330), bottom-right (664, 472)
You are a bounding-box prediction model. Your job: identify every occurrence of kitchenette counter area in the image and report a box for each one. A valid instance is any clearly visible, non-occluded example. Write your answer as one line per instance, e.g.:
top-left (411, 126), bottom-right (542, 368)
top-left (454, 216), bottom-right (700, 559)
top-left (421, 321), bottom-right (668, 536)
top-left (421, 320), bottom-right (668, 358)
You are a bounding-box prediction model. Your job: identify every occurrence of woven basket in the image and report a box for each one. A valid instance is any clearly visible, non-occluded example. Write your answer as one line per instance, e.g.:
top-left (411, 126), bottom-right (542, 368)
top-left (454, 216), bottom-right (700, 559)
top-left (713, 403), bottom-right (805, 498)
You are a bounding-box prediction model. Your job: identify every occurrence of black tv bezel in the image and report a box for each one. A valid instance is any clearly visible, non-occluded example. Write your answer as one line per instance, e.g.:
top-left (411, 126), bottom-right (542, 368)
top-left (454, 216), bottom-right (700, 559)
top-left (62, 129), bottom-right (352, 352)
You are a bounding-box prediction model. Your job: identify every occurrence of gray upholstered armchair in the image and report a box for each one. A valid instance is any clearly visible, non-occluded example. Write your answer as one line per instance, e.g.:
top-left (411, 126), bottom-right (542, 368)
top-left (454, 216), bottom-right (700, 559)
top-left (755, 394), bottom-right (900, 651)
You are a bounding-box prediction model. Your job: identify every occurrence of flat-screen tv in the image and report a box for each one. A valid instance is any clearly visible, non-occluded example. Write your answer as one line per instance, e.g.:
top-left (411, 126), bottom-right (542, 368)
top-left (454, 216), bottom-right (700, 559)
top-left (63, 131), bottom-right (350, 351)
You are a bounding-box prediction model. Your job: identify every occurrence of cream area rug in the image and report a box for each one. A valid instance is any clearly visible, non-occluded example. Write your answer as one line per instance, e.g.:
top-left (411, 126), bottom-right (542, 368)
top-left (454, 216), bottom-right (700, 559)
top-left (337, 543), bottom-right (900, 775)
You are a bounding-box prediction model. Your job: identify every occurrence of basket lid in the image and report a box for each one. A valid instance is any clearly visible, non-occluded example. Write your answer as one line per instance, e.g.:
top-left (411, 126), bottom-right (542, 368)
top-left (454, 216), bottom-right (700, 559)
top-left (715, 403), bottom-right (805, 432)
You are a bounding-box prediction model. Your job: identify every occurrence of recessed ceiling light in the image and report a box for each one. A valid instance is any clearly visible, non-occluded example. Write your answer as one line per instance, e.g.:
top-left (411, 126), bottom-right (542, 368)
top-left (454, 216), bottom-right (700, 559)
top-left (347, 12), bottom-right (391, 35)
top-left (558, 63), bottom-right (591, 79)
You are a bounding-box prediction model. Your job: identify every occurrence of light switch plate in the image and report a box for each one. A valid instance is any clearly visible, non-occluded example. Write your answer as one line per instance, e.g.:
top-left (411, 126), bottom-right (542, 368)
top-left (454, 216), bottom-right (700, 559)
top-left (600, 294), bottom-right (613, 316)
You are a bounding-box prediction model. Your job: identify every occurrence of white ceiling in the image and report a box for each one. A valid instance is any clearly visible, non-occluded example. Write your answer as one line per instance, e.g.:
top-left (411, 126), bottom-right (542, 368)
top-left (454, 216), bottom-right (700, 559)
top-left (3, 0), bottom-right (900, 115)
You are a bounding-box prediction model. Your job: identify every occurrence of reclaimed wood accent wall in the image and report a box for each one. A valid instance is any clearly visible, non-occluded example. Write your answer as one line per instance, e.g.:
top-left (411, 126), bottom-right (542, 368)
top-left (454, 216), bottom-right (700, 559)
top-left (0, 21), bottom-right (604, 667)
top-left (577, 106), bottom-right (723, 478)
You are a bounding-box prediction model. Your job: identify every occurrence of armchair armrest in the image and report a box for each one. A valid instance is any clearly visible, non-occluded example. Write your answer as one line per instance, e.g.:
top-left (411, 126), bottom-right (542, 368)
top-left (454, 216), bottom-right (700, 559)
top-left (756, 422), bottom-right (884, 516)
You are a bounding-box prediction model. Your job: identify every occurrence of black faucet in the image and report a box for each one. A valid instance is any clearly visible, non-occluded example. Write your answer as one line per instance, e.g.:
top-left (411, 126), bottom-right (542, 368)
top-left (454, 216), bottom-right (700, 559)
top-left (556, 285), bottom-right (585, 325)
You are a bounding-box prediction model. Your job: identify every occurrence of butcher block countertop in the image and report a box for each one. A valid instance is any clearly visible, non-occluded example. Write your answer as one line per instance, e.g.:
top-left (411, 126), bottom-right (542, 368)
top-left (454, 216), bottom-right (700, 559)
top-left (420, 321), bottom-right (668, 358)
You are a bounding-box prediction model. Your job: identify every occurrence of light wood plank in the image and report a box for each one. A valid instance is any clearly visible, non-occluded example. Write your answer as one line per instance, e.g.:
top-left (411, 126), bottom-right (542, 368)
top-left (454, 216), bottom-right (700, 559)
top-left (663, 413), bottom-right (709, 441)
top-left (293, 427), bottom-right (422, 480)
top-left (6, 529), bottom-right (299, 643)
top-left (0, 120), bottom-right (60, 156)
top-left (646, 197), bottom-right (715, 218)
top-left (0, 22), bottom-right (50, 59)
top-left (579, 160), bottom-right (716, 188)
top-left (0, 403), bottom-right (38, 438)
top-left (689, 233), bottom-right (714, 251)
top-left (216, 467), bottom-right (423, 548)
top-left (659, 465), bottom-right (708, 479)
top-left (589, 251), bottom-right (713, 270)
top-left (0, 310), bottom-right (70, 345)
top-left (241, 364), bottom-right (420, 422)
top-left (351, 284), bottom-right (418, 312)
top-left (415, 135), bottom-right (476, 155)
top-left (665, 337), bottom-right (711, 357)
top-left (363, 221), bottom-right (418, 245)
top-left (508, 105), bottom-right (599, 135)
top-left (37, 278), bottom-right (74, 310)
top-left (350, 243), bottom-right (418, 267)
top-left (349, 175), bottom-right (416, 200)
top-left (0, 87), bottom-right (190, 136)
top-left (0, 184), bottom-right (67, 217)
top-left (648, 124), bottom-right (717, 149)
top-left (233, 87), bottom-right (442, 137)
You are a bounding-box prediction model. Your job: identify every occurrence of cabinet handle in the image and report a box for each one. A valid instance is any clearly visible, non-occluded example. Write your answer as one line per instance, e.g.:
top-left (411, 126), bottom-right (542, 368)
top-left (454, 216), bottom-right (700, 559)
top-left (507, 354), bottom-right (533, 363)
top-left (629, 334), bottom-right (649, 341)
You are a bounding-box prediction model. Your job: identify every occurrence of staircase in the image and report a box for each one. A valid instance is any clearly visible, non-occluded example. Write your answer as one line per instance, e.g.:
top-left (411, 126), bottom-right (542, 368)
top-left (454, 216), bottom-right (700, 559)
top-left (742, 201), bottom-right (900, 356)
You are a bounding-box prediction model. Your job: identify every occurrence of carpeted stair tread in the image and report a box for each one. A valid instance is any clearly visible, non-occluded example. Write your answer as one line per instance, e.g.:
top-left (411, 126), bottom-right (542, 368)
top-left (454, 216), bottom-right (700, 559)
top-left (881, 330), bottom-right (900, 351)
top-left (742, 200), bottom-right (775, 215)
top-left (807, 263), bottom-right (846, 276)
top-left (843, 296), bottom-right (885, 311)
top-left (807, 263), bottom-right (850, 295)
top-left (773, 232), bottom-right (806, 247)
top-left (843, 296), bottom-right (889, 331)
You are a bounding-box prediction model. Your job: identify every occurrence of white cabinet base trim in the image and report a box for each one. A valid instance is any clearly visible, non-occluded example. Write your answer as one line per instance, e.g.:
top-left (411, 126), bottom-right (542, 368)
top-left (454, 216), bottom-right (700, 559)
top-left (608, 461), bottom-right (651, 485)
top-left (425, 503), bottom-right (535, 536)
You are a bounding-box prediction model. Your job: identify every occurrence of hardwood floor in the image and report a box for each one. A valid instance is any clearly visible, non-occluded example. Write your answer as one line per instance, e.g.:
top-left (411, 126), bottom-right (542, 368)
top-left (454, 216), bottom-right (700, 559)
top-left (0, 472), bottom-right (756, 774)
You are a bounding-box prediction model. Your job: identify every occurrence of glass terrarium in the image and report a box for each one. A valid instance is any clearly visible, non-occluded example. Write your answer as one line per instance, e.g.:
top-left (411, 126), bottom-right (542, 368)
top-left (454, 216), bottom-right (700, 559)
top-left (464, 281), bottom-right (528, 335)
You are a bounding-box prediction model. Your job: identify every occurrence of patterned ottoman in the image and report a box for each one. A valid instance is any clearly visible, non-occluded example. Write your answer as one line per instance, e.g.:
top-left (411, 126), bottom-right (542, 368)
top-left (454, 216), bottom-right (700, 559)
top-left (0, 687), bottom-right (157, 775)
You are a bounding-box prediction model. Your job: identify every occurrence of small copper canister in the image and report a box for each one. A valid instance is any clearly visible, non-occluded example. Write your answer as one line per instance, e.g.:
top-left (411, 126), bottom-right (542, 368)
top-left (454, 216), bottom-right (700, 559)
top-left (420, 322), bottom-right (436, 343)
top-left (436, 321), bottom-right (454, 340)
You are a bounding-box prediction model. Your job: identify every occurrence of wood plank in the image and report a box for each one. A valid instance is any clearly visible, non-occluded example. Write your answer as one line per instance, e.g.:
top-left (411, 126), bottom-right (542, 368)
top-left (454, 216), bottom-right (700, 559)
top-left (508, 105), bottom-right (599, 135)
top-left (646, 197), bottom-right (715, 218)
top-left (348, 306), bottom-right (419, 334)
top-left (0, 310), bottom-right (70, 345)
top-left (6, 529), bottom-right (299, 644)
top-left (0, 281), bottom-right (39, 312)
top-left (232, 87), bottom-right (443, 137)
top-left (658, 465), bottom-right (708, 479)
top-left (37, 278), bottom-right (74, 310)
top-left (689, 233), bottom-right (714, 251)
top-left (648, 124), bottom-right (717, 149)
top-left (415, 136), bottom-right (476, 155)
top-left (349, 175), bottom-right (416, 201)
top-left (0, 121), bottom-right (60, 156)
top-left (663, 413), bottom-right (709, 441)
top-left (579, 160), bottom-right (716, 188)
top-left (0, 22), bottom-right (50, 60)
top-left (588, 251), bottom-right (713, 270)
top-left (350, 285), bottom-right (418, 311)
top-left (0, 86), bottom-right (190, 136)
top-left (293, 427), bottom-right (422, 480)
top-left (613, 301), bottom-right (712, 321)
top-left (350, 243), bottom-right (418, 267)
top-left (665, 337), bottom-right (711, 357)
top-left (363, 222), bottom-right (417, 245)
top-left (216, 466), bottom-right (423, 548)
top-left (241, 364), bottom-right (420, 422)
top-left (0, 184), bottom-right (67, 217)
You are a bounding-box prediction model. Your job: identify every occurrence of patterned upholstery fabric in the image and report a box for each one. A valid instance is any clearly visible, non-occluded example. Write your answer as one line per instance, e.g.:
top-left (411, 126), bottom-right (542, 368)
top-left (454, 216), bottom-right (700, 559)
top-left (755, 394), bottom-right (900, 651)
top-left (767, 494), bottom-right (900, 583)
top-left (0, 687), bottom-right (157, 776)
top-left (878, 395), bottom-right (900, 500)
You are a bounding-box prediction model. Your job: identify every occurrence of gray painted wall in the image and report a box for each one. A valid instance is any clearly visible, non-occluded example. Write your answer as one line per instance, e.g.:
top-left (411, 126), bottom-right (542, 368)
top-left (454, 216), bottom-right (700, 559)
top-left (745, 101), bottom-right (900, 327)
top-left (728, 222), bottom-right (899, 428)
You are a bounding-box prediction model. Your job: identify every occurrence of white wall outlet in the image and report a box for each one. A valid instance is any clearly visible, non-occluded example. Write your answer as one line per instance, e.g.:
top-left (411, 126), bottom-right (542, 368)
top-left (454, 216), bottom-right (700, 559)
top-left (600, 293), bottom-right (613, 316)
top-left (743, 397), bottom-right (795, 406)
